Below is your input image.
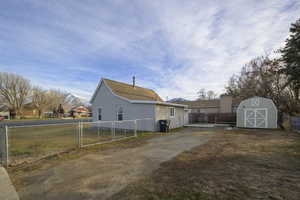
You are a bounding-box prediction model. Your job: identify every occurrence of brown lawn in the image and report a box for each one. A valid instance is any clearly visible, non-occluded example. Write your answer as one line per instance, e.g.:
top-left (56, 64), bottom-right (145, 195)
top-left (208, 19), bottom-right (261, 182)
top-left (110, 129), bottom-right (300, 200)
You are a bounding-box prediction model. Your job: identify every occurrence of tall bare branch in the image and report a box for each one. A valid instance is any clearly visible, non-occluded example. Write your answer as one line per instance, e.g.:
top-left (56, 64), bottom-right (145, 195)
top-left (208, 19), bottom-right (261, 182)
top-left (0, 72), bottom-right (31, 118)
top-left (31, 87), bottom-right (49, 118)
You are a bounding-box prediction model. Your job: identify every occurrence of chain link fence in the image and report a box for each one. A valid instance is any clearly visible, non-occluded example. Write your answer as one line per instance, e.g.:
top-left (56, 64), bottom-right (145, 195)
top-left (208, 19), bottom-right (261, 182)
top-left (0, 126), bottom-right (8, 167)
top-left (80, 120), bottom-right (136, 147)
top-left (7, 123), bottom-right (79, 166)
top-left (80, 118), bottom-right (154, 147)
top-left (0, 118), bottom-right (153, 167)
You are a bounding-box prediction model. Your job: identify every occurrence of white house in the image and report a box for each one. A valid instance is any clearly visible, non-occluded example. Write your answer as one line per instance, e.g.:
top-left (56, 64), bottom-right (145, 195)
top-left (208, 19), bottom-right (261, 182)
top-left (0, 105), bottom-right (10, 120)
top-left (90, 78), bottom-right (188, 131)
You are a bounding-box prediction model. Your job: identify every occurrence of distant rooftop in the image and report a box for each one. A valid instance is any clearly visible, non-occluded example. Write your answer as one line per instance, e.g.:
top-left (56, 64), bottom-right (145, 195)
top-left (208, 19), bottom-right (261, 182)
top-left (174, 96), bottom-right (241, 108)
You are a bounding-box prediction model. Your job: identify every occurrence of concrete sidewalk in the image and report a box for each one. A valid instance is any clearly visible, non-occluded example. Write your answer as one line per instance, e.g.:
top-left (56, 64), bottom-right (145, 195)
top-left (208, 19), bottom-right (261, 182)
top-left (0, 167), bottom-right (19, 200)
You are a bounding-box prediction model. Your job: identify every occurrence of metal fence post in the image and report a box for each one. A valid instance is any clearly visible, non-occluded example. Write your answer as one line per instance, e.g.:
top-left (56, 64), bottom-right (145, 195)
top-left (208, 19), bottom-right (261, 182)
top-left (5, 126), bottom-right (9, 167)
top-left (80, 121), bottom-right (83, 147)
top-left (78, 121), bottom-right (81, 148)
top-left (111, 121), bottom-right (115, 138)
top-left (134, 120), bottom-right (137, 137)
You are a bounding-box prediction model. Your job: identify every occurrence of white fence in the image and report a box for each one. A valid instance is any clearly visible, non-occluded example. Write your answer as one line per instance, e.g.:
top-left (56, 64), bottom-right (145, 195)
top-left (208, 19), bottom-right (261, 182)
top-left (0, 118), bottom-right (153, 167)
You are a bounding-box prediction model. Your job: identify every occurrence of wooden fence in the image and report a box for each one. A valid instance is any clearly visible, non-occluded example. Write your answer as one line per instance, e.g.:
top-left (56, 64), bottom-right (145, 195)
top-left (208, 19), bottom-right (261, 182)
top-left (188, 113), bottom-right (236, 124)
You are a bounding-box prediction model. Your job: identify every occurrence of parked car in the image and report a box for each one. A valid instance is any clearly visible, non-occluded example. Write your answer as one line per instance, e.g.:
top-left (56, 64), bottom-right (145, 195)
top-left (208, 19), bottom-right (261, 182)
top-left (0, 116), bottom-right (5, 121)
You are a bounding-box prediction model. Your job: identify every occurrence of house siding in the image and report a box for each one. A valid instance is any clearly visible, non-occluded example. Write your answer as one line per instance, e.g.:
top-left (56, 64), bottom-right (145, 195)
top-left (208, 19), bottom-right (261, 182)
top-left (154, 105), bottom-right (185, 130)
top-left (220, 95), bottom-right (233, 113)
top-left (191, 107), bottom-right (219, 114)
top-left (0, 111), bottom-right (10, 119)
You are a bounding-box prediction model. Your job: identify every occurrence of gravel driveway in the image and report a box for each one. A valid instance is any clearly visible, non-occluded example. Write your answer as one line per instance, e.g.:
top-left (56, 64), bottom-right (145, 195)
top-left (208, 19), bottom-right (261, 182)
top-left (12, 129), bottom-right (213, 200)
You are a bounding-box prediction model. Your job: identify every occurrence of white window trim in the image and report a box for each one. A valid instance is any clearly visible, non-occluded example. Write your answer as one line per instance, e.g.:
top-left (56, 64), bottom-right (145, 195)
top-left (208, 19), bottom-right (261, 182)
top-left (170, 107), bottom-right (175, 118)
top-left (98, 107), bottom-right (102, 121)
top-left (117, 107), bottom-right (124, 121)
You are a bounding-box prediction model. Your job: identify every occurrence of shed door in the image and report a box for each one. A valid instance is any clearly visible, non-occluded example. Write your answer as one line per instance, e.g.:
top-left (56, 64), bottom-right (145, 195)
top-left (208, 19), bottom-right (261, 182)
top-left (245, 109), bottom-right (267, 128)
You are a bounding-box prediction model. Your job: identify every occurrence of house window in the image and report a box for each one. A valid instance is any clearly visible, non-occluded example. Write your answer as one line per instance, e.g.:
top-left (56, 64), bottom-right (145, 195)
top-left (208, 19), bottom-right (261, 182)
top-left (117, 107), bottom-right (123, 121)
top-left (170, 107), bottom-right (175, 118)
top-left (98, 108), bottom-right (102, 120)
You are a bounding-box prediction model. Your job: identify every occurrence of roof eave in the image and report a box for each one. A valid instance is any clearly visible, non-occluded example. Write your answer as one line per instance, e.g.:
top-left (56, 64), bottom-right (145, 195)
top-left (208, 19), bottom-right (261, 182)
top-left (131, 100), bottom-right (187, 107)
top-left (90, 78), bottom-right (104, 103)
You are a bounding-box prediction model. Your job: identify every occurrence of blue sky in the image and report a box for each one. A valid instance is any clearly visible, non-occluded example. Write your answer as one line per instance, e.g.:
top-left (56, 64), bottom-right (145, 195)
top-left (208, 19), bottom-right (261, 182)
top-left (0, 0), bottom-right (299, 101)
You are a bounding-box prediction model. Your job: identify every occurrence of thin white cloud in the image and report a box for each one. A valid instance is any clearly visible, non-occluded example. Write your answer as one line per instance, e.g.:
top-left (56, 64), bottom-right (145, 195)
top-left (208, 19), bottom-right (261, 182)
top-left (0, 0), bottom-right (299, 101)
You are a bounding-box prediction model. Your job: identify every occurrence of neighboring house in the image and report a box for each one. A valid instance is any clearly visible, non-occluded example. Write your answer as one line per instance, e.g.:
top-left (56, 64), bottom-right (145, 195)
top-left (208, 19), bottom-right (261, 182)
top-left (0, 105), bottom-right (10, 120)
top-left (175, 95), bottom-right (240, 114)
top-left (90, 78), bottom-right (188, 131)
top-left (0, 103), bottom-right (43, 119)
top-left (70, 105), bottom-right (91, 117)
top-left (22, 103), bottom-right (39, 118)
top-left (237, 96), bottom-right (277, 129)
top-left (175, 95), bottom-right (240, 123)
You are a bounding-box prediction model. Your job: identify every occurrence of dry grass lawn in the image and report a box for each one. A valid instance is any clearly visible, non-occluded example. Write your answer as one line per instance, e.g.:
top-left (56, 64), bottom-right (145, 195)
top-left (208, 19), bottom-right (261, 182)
top-left (7, 123), bottom-right (135, 166)
top-left (110, 129), bottom-right (300, 200)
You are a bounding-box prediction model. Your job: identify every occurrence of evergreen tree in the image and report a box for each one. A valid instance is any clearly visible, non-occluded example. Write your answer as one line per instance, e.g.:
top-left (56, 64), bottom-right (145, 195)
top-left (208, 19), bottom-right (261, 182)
top-left (281, 18), bottom-right (300, 100)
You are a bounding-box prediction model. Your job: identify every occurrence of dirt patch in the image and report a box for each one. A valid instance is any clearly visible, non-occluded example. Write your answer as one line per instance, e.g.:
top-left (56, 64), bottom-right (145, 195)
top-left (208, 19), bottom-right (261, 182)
top-left (9, 129), bottom-right (213, 200)
top-left (110, 129), bottom-right (300, 200)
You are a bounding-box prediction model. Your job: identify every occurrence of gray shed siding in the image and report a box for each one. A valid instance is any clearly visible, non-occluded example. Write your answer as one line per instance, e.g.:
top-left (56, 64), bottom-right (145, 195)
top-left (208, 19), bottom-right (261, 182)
top-left (237, 97), bottom-right (277, 129)
top-left (91, 82), bottom-right (156, 131)
top-left (154, 105), bottom-right (185, 130)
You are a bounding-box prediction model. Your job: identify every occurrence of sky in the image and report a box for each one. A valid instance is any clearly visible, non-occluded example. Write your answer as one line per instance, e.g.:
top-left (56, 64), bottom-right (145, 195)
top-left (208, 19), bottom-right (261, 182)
top-left (0, 0), bottom-right (299, 101)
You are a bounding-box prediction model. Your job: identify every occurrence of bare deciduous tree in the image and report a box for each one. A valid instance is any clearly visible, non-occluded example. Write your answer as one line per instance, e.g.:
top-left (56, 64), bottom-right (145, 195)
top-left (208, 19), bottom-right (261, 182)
top-left (197, 88), bottom-right (206, 100)
top-left (207, 90), bottom-right (217, 100)
top-left (0, 72), bottom-right (31, 119)
top-left (31, 87), bottom-right (49, 118)
top-left (47, 90), bottom-right (71, 117)
top-left (225, 56), bottom-right (300, 115)
top-left (197, 88), bottom-right (217, 100)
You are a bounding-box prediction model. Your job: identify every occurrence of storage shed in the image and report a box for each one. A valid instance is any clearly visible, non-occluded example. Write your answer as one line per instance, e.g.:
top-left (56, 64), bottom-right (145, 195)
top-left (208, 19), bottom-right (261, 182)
top-left (237, 97), bottom-right (277, 129)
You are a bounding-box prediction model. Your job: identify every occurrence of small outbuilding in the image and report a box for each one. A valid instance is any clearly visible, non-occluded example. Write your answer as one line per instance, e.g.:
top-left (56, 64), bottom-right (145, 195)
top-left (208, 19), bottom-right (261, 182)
top-left (237, 96), bottom-right (277, 129)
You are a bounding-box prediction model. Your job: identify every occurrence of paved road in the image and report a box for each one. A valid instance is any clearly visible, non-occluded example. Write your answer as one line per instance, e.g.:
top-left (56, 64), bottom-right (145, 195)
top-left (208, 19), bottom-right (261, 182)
top-left (13, 128), bottom-right (213, 200)
top-left (0, 118), bottom-right (92, 127)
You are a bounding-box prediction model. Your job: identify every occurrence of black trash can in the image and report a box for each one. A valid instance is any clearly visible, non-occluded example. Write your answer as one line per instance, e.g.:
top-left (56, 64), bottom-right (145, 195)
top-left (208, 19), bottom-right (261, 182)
top-left (159, 120), bottom-right (170, 132)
